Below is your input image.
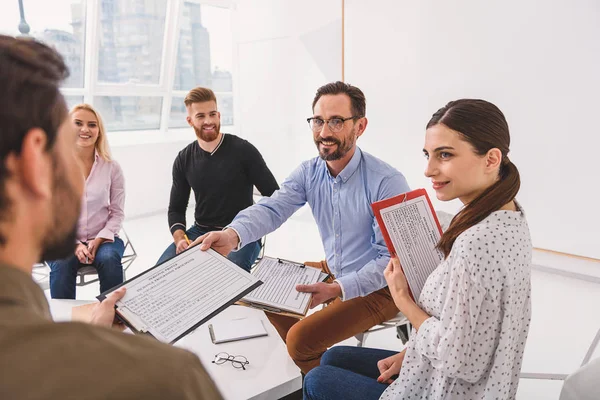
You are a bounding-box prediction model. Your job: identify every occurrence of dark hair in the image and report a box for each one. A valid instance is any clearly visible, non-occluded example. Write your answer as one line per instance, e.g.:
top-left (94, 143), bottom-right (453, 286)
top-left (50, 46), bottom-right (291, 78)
top-left (312, 81), bottom-right (366, 118)
top-left (428, 99), bottom-right (521, 257)
top-left (0, 35), bottom-right (69, 244)
top-left (184, 86), bottom-right (217, 106)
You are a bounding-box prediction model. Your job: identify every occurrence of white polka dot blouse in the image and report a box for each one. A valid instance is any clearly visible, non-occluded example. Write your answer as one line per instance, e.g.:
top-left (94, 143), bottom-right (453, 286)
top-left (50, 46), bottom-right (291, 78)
top-left (381, 204), bottom-right (532, 400)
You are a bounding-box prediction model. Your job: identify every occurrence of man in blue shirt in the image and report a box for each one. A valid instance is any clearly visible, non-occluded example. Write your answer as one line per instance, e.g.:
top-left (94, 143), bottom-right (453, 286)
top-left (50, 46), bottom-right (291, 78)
top-left (193, 81), bottom-right (410, 373)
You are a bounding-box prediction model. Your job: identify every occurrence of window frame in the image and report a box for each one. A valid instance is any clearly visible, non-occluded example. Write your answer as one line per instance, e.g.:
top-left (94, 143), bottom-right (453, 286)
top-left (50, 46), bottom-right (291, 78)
top-left (57, 0), bottom-right (236, 146)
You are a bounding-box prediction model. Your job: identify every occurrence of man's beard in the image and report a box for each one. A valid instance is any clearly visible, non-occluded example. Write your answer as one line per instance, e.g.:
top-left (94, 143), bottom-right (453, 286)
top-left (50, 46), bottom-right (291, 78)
top-left (193, 123), bottom-right (220, 142)
top-left (40, 156), bottom-right (81, 261)
top-left (315, 131), bottom-right (356, 161)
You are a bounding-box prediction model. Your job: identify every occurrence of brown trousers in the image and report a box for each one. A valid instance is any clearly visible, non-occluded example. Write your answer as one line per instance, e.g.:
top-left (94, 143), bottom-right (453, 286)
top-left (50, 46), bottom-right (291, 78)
top-left (266, 261), bottom-right (399, 374)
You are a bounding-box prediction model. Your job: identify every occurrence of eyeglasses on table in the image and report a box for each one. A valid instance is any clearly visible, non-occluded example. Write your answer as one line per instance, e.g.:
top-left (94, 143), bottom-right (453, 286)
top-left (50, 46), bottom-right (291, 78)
top-left (212, 352), bottom-right (250, 370)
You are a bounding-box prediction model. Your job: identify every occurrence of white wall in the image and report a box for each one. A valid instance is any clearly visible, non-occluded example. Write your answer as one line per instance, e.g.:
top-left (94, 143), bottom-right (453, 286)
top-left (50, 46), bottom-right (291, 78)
top-left (119, 0), bottom-right (600, 258)
top-left (233, 0), bottom-right (342, 184)
top-left (112, 140), bottom-right (191, 220)
top-left (345, 0), bottom-right (600, 258)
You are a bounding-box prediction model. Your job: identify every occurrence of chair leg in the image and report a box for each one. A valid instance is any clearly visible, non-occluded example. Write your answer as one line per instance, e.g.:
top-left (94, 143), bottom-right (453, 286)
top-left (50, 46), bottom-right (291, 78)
top-left (396, 323), bottom-right (411, 344)
top-left (355, 331), bottom-right (366, 348)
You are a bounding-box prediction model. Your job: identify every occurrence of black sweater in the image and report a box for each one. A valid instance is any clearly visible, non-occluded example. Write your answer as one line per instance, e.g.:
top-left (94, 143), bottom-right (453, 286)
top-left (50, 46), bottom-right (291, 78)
top-left (168, 134), bottom-right (279, 233)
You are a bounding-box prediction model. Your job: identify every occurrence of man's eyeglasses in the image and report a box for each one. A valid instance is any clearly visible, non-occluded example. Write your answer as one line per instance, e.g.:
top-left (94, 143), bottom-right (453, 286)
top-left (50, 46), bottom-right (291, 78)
top-left (212, 352), bottom-right (250, 370)
top-left (307, 116), bottom-right (360, 133)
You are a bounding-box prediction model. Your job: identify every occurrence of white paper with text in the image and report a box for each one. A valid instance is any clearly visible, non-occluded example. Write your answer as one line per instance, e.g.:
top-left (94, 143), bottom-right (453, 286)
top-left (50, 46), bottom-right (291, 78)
top-left (380, 196), bottom-right (444, 300)
top-left (114, 247), bottom-right (260, 343)
top-left (243, 257), bottom-right (321, 315)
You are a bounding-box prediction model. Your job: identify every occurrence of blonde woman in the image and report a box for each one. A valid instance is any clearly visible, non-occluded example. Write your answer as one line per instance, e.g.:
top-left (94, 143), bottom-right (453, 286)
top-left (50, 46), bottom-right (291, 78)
top-left (48, 104), bottom-right (126, 299)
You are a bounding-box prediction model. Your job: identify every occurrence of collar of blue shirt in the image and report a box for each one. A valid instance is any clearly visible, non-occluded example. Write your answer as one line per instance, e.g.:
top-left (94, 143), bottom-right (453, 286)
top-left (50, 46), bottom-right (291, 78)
top-left (322, 146), bottom-right (363, 184)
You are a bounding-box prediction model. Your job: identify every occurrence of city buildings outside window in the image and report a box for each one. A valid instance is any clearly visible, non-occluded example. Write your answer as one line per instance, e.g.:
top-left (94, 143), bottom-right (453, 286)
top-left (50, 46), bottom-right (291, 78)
top-left (0, 0), bottom-right (234, 133)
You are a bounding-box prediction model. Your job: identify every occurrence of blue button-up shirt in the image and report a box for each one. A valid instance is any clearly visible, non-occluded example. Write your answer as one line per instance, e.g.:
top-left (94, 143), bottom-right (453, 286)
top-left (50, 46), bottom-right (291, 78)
top-left (229, 147), bottom-right (410, 300)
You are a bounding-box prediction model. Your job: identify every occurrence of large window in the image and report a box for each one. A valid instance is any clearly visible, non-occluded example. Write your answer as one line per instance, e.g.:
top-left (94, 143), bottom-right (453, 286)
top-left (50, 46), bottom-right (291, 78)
top-left (0, 0), bottom-right (86, 88)
top-left (1, 0), bottom-right (234, 135)
top-left (97, 0), bottom-right (168, 84)
top-left (169, 97), bottom-right (189, 129)
top-left (94, 96), bottom-right (163, 131)
top-left (171, 2), bottom-right (234, 127)
top-left (64, 95), bottom-right (85, 110)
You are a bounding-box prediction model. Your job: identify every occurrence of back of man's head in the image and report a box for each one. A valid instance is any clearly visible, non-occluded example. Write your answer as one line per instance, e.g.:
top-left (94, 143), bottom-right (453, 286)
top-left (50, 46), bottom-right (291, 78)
top-left (0, 35), bottom-right (68, 245)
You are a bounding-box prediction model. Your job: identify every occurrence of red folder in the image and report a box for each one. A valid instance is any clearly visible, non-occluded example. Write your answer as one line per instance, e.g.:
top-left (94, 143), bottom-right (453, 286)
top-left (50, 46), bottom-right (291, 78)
top-left (372, 188), bottom-right (443, 256)
top-left (371, 188), bottom-right (444, 300)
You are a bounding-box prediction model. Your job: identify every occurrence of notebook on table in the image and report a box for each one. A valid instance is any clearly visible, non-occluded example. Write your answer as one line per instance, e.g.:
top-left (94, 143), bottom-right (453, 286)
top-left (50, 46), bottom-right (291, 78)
top-left (208, 317), bottom-right (268, 344)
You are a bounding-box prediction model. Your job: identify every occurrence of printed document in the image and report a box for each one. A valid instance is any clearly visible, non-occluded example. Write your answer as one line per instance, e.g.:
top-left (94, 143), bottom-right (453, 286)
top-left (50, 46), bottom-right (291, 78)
top-left (98, 246), bottom-right (261, 343)
top-left (242, 257), bottom-right (322, 316)
top-left (372, 189), bottom-right (444, 300)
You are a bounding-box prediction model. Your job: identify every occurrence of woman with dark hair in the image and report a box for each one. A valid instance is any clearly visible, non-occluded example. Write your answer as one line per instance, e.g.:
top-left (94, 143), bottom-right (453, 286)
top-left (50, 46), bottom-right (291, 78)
top-left (303, 99), bottom-right (532, 400)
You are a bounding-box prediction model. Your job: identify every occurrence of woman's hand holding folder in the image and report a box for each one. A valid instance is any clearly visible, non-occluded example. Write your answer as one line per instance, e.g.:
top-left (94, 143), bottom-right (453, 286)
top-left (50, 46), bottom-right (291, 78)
top-left (384, 257), bottom-right (430, 331)
top-left (384, 257), bottom-right (410, 300)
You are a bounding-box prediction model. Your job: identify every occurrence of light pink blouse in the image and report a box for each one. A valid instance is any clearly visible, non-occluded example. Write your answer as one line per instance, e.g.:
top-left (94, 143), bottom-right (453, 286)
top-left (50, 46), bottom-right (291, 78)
top-left (77, 151), bottom-right (125, 243)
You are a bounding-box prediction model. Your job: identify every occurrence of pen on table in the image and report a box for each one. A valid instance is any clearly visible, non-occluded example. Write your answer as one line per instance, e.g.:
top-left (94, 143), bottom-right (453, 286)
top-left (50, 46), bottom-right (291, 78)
top-left (183, 233), bottom-right (191, 245)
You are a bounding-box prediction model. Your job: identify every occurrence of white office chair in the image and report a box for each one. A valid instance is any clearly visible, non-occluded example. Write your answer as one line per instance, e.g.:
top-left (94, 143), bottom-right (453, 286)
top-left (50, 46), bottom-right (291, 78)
top-left (251, 189), bottom-right (268, 268)
top-left (255, 235), bottom-right (267, 263)
top-left (559, 357), bottom-right (600, 400)
top-left (32, 262), bottom-right (50, 290)
top-left (520, 328), bottom-right (600, 400)
top-left (355, 312), bottom-right (412, 347)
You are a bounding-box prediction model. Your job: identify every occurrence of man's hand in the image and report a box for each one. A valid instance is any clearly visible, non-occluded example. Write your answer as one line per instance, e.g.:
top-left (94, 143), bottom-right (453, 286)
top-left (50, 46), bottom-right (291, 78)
top-left (190, 228), bottom-right (240, 256)
top-left (74, 243), bottom-right (92, 264)
top-left (384, 257), bottom-right (411, 302)
top-left (175, 239), bottom-right (189, 254)
top-left (296, 282), bottom-right (342, 309)
top-left (90, 286), bottom-right (127, 329)
top-left (86, 237), bottom-right (106, 263)
top-left (173, 230), bottom-right (190, 255)
top-left (377, 350), bottom-right (406, 384)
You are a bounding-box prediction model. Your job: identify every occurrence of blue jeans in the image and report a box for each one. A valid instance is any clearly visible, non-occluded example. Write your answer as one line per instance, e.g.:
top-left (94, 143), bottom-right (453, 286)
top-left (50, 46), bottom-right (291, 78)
top-left (48, 237), bottom-right (125, 299)
top-left (303, 346), bottom-right (397, 400)
top-left (156, 224), bottom-right (261, 272)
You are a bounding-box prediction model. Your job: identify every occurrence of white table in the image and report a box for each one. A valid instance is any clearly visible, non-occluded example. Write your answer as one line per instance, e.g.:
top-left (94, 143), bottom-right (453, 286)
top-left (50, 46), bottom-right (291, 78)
top-left (47, 298), bottom-right (95, 322)
top-left (48, 299), bottom-right (302, 400)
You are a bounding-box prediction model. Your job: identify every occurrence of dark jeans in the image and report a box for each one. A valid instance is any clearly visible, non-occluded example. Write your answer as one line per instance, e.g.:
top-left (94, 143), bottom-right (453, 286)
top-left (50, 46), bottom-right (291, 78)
top-left (156, 224), bottom-right (261, 272)
top-left (303, 346), bottom-right (397, 400)
top-left (48, 237), bottom-right (125, 299)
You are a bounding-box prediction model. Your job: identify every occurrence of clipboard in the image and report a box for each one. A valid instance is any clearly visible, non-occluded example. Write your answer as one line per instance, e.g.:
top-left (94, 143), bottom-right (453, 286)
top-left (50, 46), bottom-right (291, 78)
top-left (371, 188), bottom-right (444, 301)
top-left (372, 188), bottom-right (443, 257)
top-left (97, 245), bottom-right (263, 344)
top-left (238, 256), bottom-right (327, 318)
top-left (273, 258), bottom-right (331, 283)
